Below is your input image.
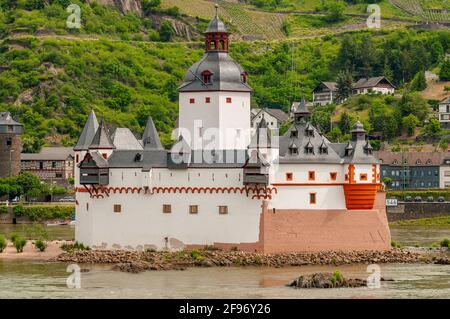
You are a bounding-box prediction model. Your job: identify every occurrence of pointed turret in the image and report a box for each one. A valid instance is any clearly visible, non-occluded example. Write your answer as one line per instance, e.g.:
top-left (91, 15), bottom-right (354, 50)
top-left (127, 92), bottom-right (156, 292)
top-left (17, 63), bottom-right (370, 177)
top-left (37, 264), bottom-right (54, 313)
top-left (294, 96), bottom-right (311, 124)
top-left (142, 116), bottom-right (163, 150)
top-left (205, 4), bottom-right (228, 34)
top-left (74, 110), bottom-right (99, 151)
top-left (351, 121), bottom-right (366, 141)
top-left (250, 114), bottom-right (273, 149)
top-left (89, 118), bottom-right (115, 150)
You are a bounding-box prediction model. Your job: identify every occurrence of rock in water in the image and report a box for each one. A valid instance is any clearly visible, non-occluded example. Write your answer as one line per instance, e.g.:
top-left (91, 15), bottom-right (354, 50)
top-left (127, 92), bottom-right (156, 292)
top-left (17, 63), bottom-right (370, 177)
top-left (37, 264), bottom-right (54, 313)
top-left (288, 273), bottom-right (367, 289)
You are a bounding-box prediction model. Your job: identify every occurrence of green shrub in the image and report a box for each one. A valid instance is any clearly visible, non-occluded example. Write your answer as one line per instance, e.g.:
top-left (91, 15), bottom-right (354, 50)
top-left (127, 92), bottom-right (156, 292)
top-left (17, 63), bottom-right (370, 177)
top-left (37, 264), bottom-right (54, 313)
top-left (331, 271), bottom-right (344, 285)
top-left (0, 235), bottom-right (6, 253)
top-left (391, 240), bottom-right (402, 248)
top-left (440, 238), bottom-right (450, 248)
top-left (387, 190), bottom-right (450, 201)
top-left (14, 236), bottom-right (27, 253)
top-left (10, 232), bottom-right (19, 243)
top-left (34, 239), bottom-right (47, 252)
top-left (61, 242), bottom-right (90, 252)
top-left (190, 249), bottom-right (203, 260)
top-left (0, 206), bottom-right (8, 214)
top-left (13, 205), bottom-right (74, 221)
top-left (24, 223), bottom-right (49, 240)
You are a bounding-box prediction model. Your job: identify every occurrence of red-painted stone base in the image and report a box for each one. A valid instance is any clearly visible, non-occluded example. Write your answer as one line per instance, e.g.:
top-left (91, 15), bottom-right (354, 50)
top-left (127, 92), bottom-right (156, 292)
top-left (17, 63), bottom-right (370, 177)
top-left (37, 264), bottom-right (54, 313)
top-left (188, 192), bottom-right (391, 254)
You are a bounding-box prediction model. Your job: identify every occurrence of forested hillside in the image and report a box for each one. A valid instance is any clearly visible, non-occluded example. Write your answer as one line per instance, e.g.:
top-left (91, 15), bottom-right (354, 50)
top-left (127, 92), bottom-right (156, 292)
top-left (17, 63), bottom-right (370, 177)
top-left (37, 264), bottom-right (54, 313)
top-left (0, 0), bottom-right (448, 152)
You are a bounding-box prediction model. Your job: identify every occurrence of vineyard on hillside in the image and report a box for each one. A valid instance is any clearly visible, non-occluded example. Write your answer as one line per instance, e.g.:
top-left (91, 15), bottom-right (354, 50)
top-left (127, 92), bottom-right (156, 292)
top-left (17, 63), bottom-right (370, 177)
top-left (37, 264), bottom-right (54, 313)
top-left (390, 0), bottom-right (449, 22)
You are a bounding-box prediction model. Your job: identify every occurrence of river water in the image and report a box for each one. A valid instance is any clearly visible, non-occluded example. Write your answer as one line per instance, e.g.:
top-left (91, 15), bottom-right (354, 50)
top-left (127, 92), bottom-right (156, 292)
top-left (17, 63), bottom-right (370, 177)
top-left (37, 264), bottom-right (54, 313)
top-left (0, 225), bottom-right (449, 299)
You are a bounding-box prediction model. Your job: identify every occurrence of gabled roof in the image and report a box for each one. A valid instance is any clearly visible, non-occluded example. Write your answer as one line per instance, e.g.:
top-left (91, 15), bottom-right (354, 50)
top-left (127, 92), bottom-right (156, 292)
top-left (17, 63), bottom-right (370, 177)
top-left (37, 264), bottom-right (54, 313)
top-left (375, 151), bottom-right (443, 166)
top-left (74, 110), bottom-right (99, 151)
top-left (353, 76), bottom-right (395, 89)
top-left (0, 112), bottom-right (22, 126)
top-left (439, 96), bottom-right (450, 104)
top-left (89, 119), bottom-right (115, 150)
top-left (111, 128), bottom-right (143, 150)
top-left (252, 108), bottom-right (289, 123)
top-left (21, 147), bottom-right (74, 161)
top-left (314, 82), bottom-right (337, 92)
top-left (142, 116), bottom-right (163, 150)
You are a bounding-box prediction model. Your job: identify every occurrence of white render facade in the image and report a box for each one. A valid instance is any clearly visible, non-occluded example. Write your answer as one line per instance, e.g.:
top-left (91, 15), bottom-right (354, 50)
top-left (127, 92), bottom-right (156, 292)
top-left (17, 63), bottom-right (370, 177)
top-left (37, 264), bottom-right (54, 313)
top-left (74, 10), bottom-right (386, 252)
top-left (438, 97), bottom-right (450, 129)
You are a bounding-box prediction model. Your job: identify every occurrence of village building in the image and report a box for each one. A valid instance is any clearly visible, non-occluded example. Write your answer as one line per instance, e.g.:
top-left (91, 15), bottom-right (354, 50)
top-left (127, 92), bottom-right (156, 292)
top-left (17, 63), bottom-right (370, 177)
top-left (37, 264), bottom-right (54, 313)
top-left (312, 82), bottom-right (337, 106)
top-left (21, 147), bottom-right (75, 187)
top-left (438, 96), bottom-right (450, 129)
top-left (376, 151), bottom-right (441, 189)
top-left (440, 155), bottom-right (450, 189)
top-left (74, 7), bottom-right (390, 253)
top-left (0, 112), bottom-right (23, 178)
top-left (251, 107), bottom-right (289, 130)
top-left (352, 76), bottom-right (395, 95)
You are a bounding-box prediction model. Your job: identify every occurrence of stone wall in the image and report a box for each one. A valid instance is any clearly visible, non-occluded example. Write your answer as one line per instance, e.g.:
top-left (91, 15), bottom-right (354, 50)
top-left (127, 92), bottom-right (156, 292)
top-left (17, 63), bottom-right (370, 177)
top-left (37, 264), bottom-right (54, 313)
top-left (0, 133), bottom-right (22, 178)
top-left (387, 202), bottom-right (450, 221)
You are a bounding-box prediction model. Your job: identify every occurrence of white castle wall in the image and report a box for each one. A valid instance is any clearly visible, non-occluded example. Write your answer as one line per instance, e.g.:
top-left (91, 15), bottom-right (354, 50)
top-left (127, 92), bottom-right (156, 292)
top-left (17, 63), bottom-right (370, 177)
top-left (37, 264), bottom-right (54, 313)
top-left (75, 191), bottom-right (261, 250)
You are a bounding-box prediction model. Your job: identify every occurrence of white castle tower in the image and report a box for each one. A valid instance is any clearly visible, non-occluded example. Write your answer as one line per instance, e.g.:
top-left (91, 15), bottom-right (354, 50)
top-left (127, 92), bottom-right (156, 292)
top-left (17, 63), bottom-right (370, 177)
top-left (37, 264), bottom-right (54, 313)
top-left (178, 5), bottom-right (252, 151)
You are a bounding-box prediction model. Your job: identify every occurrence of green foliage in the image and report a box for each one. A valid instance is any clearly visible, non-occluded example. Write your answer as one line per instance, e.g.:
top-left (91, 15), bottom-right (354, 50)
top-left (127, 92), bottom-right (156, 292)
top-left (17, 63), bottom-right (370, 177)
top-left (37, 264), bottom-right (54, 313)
top-left (338, 111), bottom-right (356, 135)
top-left (440, 58), bottom-right (450, 81)
top-left (440, 238), bottom-right (450, 248)
top-left (24, 223), bottom-right (49, 240)
top-left (0, 205), bottom-right (7, 214)
top-left (14, 236), bottom-right (27, 253)
top-left (402, 114), bottom-right (420, 136)
top-left (383, 177), bottom-right (392, 186)
top-left (142, 0), bottom-right (161, 15)
top-left (61, 241), bottom-right (91, 252)
top-left (159, 21), bottom-right (174, 42)
top-left (336, 70), bottom-right (353, 102)
top-left (190, 249), bottom-right (204, 260)
top-left (330, 270), bottom-right (344, 285)
top-left (391, 240), bottom-right (402, 249)
top-left (10, 232), bottom-right (19, 243)
top-left (387, 190), bottom-right (450, 201)
top-left (410, 71), bottom-right (427, 92)
top-left (390, 216), bottom-right (450, 227)
top-left (322, 0), bottom-right (346, 23)
top-left (0, 234), bottom-right (6, 253)
top-left (421, 118), bottom-right (442, 138)
top-left (34, 239), bottom-right (47, 252)
top-left (13, 205), bottom-right (74, 221)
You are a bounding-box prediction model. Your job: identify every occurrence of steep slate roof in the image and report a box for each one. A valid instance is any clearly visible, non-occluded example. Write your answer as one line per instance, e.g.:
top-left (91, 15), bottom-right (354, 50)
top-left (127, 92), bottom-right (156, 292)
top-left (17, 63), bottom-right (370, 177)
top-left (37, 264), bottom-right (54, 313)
top-left (0, 112), bottom-right (21, 126)
top-left (142, 116), bottom-right (163, 150)
top-left (111, 128), bottom-right (143, 150)
top-left (353, 76), bottom-right (396, 89)
top-left (21, 147), bottom-right (74, 161)
top-left (89, 151), bottom-right (109, 168)
top-left (375, 151), bottom-right (443, 166)
top-left (252, 108), bottom-right (289, 123)
top-left (205, 7), bottom-right (228, 33)
top-left (89, 119), bottom-right (116, 150)
top-left (178, 52), bottom-right (252, 92)
top-left (249, 116), bottom-right (274, 149)
top-left (74, 110), bottom-right (99, 151)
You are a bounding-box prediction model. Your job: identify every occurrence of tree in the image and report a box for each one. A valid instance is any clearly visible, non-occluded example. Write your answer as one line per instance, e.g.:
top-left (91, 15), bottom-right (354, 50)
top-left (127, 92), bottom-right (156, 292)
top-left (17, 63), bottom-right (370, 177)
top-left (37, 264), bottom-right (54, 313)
top-left (338, 111), bottom-right (355, 135)
top-left (312, 110), bottom-right (331, 133)
top-left (335, 70), bottom-right (353, 103)
top-left (430, 41), bottom-right (444, 64)
top-left (440, 58), bottom-right (450, 81)
top-left (142, 0), bottom-right (161, 15)
top-left (159, 21), bottom-right (174, 42)
top-left (422, 118), bottom-right (442, 137)
top-left (399, 93), bottom-right (429, 121)
top-left (410, 71), bottom-right (427, 92)
top-left (402, 114), bottom-right (420, 136)
top-left (323, 0), bottom-right (346, 23)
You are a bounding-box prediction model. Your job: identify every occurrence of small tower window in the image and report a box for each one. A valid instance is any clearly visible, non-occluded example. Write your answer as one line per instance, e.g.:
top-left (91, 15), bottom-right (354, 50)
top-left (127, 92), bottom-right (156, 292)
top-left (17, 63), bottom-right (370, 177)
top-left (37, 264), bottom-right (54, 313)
top-left (305, 145), bottom-right (314, 155)
top-left (286, 173), bottom-right (293, 181)
top-left (309, 193), bottom-right (316, 205)
top-left (330, 172), bottom-right (337, 181)
top-left (226, 97), bottom-right (232, 103)
top-left (360, 173), bottom-right (368, 181)
top-left (205, 97), bottom-right (211, 103)
top-left (6, 138), bottom-right (12, 146)
top-left (241, 72), bottom-right (248, 83)
top-left (7, 125), bottom-right (13, 133)
top-left (308, 171), bottom-right (315, 181)
top-left (201, 70), bottom-right (213, 84)
top-left (190, 98), bottom-right (195, 104)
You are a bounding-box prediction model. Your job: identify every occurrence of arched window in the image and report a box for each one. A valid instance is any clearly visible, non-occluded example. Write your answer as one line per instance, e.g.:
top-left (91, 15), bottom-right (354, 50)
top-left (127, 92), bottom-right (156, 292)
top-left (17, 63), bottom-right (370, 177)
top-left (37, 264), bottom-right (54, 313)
top-left (426, 159), bottom-right (432, 165)
top-left (219, 40), bottom-right (225, 50)
top-left (201, 70), bottom-right (213, 84)
top-left (416, 159), bottom-right (422, 165)
top-left (210, 40), bottom-right (217, 50)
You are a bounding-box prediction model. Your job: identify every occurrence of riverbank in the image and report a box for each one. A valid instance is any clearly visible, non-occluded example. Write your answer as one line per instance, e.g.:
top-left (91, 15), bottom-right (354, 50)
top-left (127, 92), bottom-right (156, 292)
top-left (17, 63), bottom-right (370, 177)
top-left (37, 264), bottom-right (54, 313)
top-left (0, 240), bottom-right (69, 261)
top-left (54, 249), bottom-right (439, 273)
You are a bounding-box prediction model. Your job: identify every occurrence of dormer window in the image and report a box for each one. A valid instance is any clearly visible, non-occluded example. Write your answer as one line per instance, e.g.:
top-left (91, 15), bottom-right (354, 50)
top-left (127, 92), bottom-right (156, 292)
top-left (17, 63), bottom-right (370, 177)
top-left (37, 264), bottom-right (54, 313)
top-left (319, 145), bottom-right (328, 154)
top-left (134, 153), bottom-right (143, 162)
top-left (426, 159), bottom-right (432, 165)
top-left (289, 141), bottom-right (298, 155)
top-left (416, 159), bottom-right (422, 165)
top-left (201, 70), bottom-right (213, 84)
top-left (241, 72), bottom-right (248, 83)
top-left (305, 124), bottom-right (314, 137)
top-left (393, 159), bottom-right (398, 165)
top-left (290, 128), bottom-right (298, 138)
top-left (305, 142), bottom-right (314, 155)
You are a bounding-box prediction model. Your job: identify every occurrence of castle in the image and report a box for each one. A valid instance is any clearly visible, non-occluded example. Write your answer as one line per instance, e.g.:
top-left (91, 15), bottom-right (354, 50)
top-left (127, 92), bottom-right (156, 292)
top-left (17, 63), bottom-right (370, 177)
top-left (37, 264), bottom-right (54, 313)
top-left (0, 112), bottom-right (23, 178)
top-left (74, 9), bottom-right (391, 253)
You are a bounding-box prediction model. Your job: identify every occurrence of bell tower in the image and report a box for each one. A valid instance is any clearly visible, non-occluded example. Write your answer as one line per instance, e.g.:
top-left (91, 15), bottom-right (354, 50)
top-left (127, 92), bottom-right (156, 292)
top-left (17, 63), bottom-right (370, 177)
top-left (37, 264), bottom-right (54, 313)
top-left (178, 4), bottom-right (252, 151)
top-left (0, 112), bottom-right (23, 178)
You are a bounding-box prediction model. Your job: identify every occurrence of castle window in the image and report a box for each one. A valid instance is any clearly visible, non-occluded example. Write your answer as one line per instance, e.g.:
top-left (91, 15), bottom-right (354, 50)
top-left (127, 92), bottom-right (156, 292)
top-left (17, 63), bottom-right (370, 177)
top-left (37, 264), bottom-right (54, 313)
top-left (7, 125), bottom-right (13, 133)
top-left (286, 172), bottom-right (293, 181)
top-left (330, 172), bottom-right (337, 181)
top-left (39, 162), bottom-right (43, 170)
top-left (345, 174), bottom-right (349, 181)
top-left (52, 161), bottom-right (56, 168)
top-left (219, 206), bottom-right (228, 215)
top-left (189, 205), bottom-right (198, 214)
top-left (114, 204), bottom-right (122, 213)
top-left (360, 173), bottom-right (368, 181)
top-left (201, 70), bottom-right (213, 84)
top-left (76, 154), bottom-right (79, 163)
top-left (163, 204), bottom-right (171, 214)
top-left (416, 159), bottom-right (422, 165)
top-left (134, 153), bottom-right (143, 162)
top-left (205, 97), bottom-right (211, 103)
top-left (241, 72), bottom-right (248, 83)
top-left (426, 159), bottom-right (432, 165)
top-left (308, 171), bottom-right (315, 181)
top-left (102, 153), bottom-right (107, 159)
top-left (310, 193), bottom-right (316, 205)
top-left (86, 203), bottom-right (89, 211)
top-left (226, 97), bottom-right (232, 104)
top-left (190, 98), bottom-right (195, 104)
top-left (6, 138), bottom-right (12, 146)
